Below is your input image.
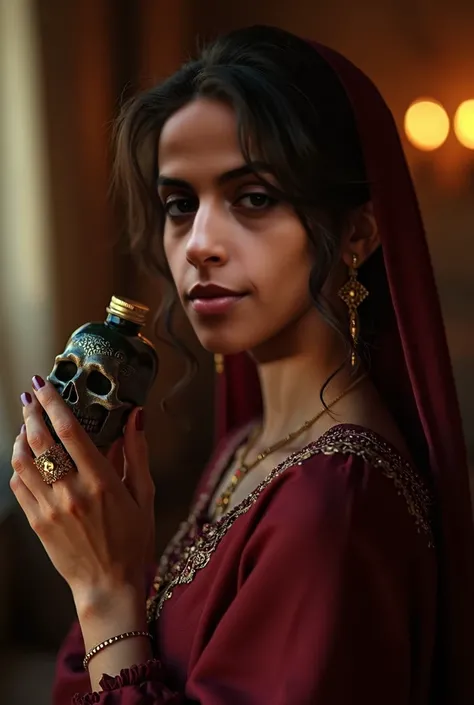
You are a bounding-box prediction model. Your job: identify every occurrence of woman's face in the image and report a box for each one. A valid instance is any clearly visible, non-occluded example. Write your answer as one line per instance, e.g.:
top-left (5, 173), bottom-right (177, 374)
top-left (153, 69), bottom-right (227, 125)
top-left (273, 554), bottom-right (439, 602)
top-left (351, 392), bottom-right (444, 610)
top-left (158, 97), bottom-right (319, 357)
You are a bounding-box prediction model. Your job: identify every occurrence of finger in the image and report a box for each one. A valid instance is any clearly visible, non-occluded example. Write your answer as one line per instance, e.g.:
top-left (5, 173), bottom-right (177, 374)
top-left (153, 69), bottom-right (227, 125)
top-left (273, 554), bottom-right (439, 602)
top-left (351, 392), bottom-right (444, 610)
top-left (18, 424), bottom-right (34, 458)
top-left (30, 376), bottom-right (108, 481)
top-left (10, 470), bottom-right (41, 527)
top-left (105, 437), bottom-right (125, 480)
top-left (123, 408), bottom-right (154, 506)
top-left (22, 387), bottom-right (77, 488)
top-left (11, 426), bottom-right (50, 501)
top-left (21, 388), bottom-right (57, 458)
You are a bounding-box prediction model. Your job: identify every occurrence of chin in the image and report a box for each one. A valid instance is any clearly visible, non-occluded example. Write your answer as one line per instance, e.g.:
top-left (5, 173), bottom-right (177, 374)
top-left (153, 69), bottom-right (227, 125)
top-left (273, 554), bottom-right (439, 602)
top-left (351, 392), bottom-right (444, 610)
top-left (195, 316), bottom-right (310, 363)
top-left (198, 336), bottom-right (250, 357)
top-left (193, 326), bottom-right (259, 357)
top-left (196, 325), bottom-right (291, 360)
top-left (188, 303), bottom-right (303, 357)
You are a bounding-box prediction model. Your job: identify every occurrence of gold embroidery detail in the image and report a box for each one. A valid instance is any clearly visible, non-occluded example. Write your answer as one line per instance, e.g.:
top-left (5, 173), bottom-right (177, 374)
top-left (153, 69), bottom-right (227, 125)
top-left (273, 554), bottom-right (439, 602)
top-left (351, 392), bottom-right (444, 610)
top-left (146, 426), bottom-right (435, 623)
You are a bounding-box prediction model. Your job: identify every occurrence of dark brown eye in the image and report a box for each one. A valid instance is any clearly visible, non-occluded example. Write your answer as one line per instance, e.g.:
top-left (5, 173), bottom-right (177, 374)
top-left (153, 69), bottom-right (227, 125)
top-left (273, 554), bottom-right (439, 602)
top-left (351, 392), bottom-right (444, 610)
top-left (87, 371), bottom-right (112, 395)
top-left (55, 361), bottom-right (77, 382)
top-left (165, 196), bottom-right (198, 217)
top-left (236, 193), bottom-right (277, 210)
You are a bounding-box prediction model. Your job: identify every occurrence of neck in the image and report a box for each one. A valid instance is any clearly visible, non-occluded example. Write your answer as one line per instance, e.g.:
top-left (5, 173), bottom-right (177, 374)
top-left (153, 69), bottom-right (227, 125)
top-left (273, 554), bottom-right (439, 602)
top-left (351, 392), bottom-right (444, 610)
top-left (251, 308), bottom-right (358, 446)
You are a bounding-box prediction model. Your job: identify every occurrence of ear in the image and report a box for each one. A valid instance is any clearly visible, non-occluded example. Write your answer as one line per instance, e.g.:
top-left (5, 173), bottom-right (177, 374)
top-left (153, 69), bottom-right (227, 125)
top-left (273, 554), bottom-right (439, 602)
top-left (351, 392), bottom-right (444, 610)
top-left (340, 202), bottom-right (380, 268)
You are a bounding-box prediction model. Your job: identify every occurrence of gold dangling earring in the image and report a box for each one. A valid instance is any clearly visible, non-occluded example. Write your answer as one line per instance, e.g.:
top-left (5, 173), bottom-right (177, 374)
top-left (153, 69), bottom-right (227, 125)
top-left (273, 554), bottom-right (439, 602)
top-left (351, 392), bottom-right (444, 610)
top-left (338, 253), bottom-right (369, 366)
top-left (214, 354), bottom-right (224, 374)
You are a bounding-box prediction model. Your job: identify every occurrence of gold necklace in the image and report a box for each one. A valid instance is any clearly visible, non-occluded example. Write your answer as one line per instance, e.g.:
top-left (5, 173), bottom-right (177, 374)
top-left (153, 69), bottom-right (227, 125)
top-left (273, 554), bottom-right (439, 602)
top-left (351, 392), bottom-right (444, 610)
top-left (213, 374), bottom-right (367, 519)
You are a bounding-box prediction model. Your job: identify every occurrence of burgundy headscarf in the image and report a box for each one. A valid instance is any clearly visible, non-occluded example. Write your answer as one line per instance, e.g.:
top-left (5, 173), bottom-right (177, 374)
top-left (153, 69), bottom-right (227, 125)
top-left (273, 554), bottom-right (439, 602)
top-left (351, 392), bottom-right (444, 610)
top-left (214, 42), bottom-right (474, 703)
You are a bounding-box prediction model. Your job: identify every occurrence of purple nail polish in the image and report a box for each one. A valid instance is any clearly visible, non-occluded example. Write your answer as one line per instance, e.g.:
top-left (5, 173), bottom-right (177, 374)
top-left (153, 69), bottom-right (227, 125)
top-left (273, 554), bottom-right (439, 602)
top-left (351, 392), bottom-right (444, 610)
top-left (20, 424), bottom-right (26, 434)
top-left (32, 375), bottom-right (45, 390)
top-left (21, 392), bottom-right (32, 406)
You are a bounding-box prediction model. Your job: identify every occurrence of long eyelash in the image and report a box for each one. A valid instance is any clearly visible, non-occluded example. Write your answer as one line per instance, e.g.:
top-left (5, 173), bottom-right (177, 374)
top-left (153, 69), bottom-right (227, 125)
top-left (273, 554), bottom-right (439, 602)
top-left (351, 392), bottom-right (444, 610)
top-left (164, 196), bottom-right (197, 217)
top-left (237, 193), bottom-right (279, 208)
top-left (163, 192), bottom-right (278, 219)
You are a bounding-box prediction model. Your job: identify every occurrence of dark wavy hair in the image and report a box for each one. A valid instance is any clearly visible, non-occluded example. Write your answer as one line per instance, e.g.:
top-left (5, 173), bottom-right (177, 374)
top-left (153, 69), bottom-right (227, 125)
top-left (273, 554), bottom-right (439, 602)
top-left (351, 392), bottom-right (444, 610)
top-left (113, 24), bottom-right (378, 403)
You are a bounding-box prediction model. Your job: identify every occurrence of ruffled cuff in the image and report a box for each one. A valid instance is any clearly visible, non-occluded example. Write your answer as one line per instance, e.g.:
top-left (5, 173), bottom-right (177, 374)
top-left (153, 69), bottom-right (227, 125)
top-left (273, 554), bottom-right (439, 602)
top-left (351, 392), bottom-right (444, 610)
top-left (72, 659), bottom-right (167, 704)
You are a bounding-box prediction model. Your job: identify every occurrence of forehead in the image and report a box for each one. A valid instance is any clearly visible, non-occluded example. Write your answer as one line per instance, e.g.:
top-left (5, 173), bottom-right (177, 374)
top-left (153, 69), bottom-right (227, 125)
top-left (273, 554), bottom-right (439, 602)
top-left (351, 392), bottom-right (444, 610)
top-left (158, 98), bottom-right (244, 176)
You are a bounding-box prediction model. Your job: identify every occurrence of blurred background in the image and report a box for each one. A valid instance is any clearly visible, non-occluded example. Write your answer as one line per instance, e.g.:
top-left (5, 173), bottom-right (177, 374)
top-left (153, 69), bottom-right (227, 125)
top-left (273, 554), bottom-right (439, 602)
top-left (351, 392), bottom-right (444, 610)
top-left (0, 0), bottom-right (472, 701)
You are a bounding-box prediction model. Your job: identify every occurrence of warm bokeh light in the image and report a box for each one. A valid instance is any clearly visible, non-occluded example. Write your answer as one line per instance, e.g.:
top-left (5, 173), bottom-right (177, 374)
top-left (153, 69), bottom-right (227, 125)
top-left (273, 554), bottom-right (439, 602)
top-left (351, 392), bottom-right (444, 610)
top-left (454, 100), bottom-right (474, 149)
top-left (404, 99), bottom-right (450, 151)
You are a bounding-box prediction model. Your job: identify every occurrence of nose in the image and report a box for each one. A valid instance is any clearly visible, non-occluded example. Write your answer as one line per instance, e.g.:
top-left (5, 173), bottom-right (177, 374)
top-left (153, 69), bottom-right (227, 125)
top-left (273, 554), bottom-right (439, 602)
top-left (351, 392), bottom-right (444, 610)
top-left (185, 200), bottom-right (229, 269)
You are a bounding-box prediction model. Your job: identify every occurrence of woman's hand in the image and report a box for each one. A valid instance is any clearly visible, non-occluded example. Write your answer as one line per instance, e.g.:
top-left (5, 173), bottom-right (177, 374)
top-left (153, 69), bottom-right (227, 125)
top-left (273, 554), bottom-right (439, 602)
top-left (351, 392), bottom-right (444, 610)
top-left (105, 437), bottom-right (156, 569)
top-left (10, 375), bottom-right (155, 613)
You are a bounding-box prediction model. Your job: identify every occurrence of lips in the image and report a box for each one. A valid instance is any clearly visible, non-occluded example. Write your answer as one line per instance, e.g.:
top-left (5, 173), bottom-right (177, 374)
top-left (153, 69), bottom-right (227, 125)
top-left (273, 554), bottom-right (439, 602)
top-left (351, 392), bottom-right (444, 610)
top-left (187, 283), bottom-right (248, 316)
top-left (188, 283), bottom-right (245, 300)
top-left (191, 295), bottom-right (245, 315)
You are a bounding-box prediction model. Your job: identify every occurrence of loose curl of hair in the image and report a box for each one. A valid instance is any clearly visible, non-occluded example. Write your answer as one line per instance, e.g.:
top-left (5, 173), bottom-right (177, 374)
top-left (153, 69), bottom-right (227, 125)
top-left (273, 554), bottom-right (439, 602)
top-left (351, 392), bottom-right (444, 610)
top-left (112, 25), bottom-right (378, 406)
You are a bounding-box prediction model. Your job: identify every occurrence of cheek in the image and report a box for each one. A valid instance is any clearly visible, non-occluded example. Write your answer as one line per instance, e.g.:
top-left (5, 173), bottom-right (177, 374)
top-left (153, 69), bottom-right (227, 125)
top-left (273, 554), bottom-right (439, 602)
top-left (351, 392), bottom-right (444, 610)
top-left (256, 237), bottom-right (313, 307)
top-left (163, 234), bottom-right (183, 287)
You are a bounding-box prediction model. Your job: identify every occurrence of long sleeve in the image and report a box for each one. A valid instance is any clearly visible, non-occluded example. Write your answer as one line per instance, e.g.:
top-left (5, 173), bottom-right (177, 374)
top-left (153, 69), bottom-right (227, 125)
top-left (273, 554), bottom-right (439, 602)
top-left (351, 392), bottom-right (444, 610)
top-left (67, 449), bottom-right (435, 704)
top-left (181, 452), bottom-right (433, 704)
top-left (53, 619), bottom-right (90, 703)
top-left (54, 625), bottom-right (180, 705)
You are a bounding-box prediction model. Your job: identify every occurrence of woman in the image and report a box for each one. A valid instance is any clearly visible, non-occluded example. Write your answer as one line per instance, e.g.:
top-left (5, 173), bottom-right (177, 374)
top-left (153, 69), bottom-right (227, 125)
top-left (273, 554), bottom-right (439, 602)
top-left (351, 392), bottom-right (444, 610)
top-left (10, 25), bottom-right (474, 704)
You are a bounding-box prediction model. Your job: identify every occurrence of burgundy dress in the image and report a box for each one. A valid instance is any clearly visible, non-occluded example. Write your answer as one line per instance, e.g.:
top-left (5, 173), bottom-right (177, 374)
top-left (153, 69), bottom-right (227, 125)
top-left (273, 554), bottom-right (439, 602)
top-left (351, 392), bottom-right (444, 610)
top-left (50, 31), bottom-right (474, 705)
top-left (53, 424), bottom-right (436, 704)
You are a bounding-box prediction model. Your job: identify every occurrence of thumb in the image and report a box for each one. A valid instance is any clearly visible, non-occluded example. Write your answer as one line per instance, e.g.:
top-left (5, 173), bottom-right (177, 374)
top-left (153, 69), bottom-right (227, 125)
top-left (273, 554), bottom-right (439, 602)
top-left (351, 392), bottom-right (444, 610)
top-left (123, 407), bottom-right (154, 507)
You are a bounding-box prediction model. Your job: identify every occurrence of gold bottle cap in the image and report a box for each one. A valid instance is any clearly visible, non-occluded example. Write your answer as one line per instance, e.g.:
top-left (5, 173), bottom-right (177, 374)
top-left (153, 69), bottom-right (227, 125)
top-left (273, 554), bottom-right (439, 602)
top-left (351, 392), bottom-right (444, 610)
top-left (106, 295), bottom-right (149, 326)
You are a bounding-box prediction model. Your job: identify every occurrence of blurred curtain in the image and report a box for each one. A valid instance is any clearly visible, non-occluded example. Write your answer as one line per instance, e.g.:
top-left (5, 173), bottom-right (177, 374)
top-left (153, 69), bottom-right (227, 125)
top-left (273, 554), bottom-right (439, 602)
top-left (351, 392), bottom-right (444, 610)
top-left (1, 0), bottom-right (215, 651)
top-left (0, 0), bottom-right (55, 519)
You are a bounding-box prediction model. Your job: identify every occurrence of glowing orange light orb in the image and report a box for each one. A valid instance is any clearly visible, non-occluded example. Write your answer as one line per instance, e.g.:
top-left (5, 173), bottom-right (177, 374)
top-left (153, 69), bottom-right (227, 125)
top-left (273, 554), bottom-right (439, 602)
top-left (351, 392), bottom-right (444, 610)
top-left (454, 100), bottom-right (474, 149)
top-left (404, 99), bottom-right (450, 151)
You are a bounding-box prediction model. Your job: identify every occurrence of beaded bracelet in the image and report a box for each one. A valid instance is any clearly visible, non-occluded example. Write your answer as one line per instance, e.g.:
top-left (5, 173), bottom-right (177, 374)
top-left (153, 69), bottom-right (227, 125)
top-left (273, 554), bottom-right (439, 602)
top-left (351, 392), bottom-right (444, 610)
top-left (83, 630), bottom-right (153, 670)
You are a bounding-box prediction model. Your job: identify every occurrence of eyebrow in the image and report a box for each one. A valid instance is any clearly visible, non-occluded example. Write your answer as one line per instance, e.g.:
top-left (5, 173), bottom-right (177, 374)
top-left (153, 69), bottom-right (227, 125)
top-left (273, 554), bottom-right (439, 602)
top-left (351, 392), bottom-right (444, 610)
top-left (157, 161), bottom-right (273, 189)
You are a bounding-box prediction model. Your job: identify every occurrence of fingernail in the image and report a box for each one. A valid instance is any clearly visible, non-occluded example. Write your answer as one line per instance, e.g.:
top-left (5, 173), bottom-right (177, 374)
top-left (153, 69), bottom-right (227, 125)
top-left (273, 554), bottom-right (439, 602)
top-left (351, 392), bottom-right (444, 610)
top-left (21, 392), bottom-right (32, 406)
top-left (20, 424), bottom-right (26, 434)
top-left (135, 408), bottom-right (145, 432)
top-left (32, 375), bottom-right (45, 390)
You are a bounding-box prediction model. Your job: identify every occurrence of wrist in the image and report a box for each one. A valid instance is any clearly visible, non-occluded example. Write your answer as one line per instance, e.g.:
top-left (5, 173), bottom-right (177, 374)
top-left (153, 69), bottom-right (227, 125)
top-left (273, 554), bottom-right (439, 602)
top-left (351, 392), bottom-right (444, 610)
top-left (73, 581), bottom-right (146, 625)
top-left (77, 588), bottom-right (153, 690)
top-left (75, 586), bottom-right (148, 658)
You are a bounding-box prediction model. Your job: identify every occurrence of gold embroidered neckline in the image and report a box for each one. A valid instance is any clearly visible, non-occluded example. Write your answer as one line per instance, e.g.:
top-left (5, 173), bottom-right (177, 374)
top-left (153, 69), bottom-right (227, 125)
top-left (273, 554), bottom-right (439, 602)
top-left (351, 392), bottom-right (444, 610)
top-left (204, 423), bottom-right (432, 530)
top-left (146, 425), bottom-right (435, 623)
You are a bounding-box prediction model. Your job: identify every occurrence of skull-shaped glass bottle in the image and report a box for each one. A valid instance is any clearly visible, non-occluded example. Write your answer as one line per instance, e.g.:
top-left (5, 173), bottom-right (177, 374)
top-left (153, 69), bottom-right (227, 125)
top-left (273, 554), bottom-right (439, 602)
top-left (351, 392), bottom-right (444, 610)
top-left (47, 296), bottom-right (158, 449)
